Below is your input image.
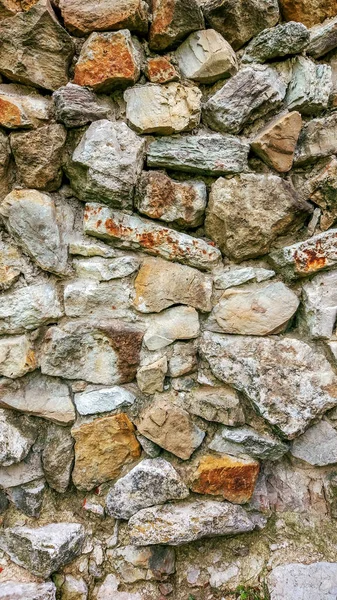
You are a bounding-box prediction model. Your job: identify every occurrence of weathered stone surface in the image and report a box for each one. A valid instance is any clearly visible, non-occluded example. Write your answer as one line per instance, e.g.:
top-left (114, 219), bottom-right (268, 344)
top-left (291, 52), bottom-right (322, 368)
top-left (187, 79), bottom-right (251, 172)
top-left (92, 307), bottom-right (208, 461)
top-left (137, 397), bottom-right (205, 459)
top-left (182, 385), bottom-right (245, 426)
top-left (53, 83), bottom-right (112, 128)
top-left (168, 342), bottom-right (197, 378)
top-left (294, 112), bottom-right (337, 166)
top-left (243, 22), bottom-right (309, 63)
top-left (74, 30), bottom-right (141, 92)
top-left (0, 130), bottom-right (11, 202)
top-left (0, 83), bottom-right (50, 129)
top-left (290, 419), bottom-right (337, 466)
top-left (125, 83), bottom-right (201, 135)
top-left (202, 0), bottom-right (279, 50)
top-left (58, 0), bottom-right (149, 36)
top-left (74, 386), bottom-right (135, 416)
top-left (42, 423), bottom-right (74, 493)
top-left (64, 278), bottom-right (134, 319)
top-left (135, 171), bottom-right (206, 228)
top-left (205, 174), bottom-right (312, 261)
top-left (278, 0), bottom-right (337, 27)
top-left (308, 157), bottom-right (337, 230)
top-left (190, 454), bottom-right (259, 504)
top-left (149, 0), bottom-right (204, 51)
top-left (1, 190), bottom-right (68, 273)
top-left (209, 425), bottom-right (288, 461)
top-left (0, 334), bottom-right (36, 378)
top-left (0, 408), bottom-right (37, 466)
top-left (147, 132), bottom-right (249, 175)
top-left (69, 238), bottom-right (116, 259)
top-left (0, 523), bottom-right (85, 578)
top-left (145, 56), bottom-right (178, 84)
top-left (301, 270), bottom-right (337, 338)
top-left (268, 562), bottom-right (337, 600)
top-left (61, 576), bottom-right (88, 600)
top-left (201, 332), bottom-right (337, 439)
top-left (136, 434), bottom-right (161, 458)
top-left (84, 204), bottom-right (221, 270)
top-left (106, 458), bottom-right (189, 519)
top-left (144, 306), bottom-right (199, 350)
top-left (308, 15), bottom-right (337, 58)
top-left (73, 256), bottom-right (139, 280)
top-left (111, 544), bottom-right (175, 582)
top-left (214, 267), bottom-right (275, 290)
top-left (134, 257), bottom-right (212, 313)
top-left (129, 499), bottom-right (255, 545)
top-left (0, 283), bottom-right (63, 334)
top-left (285, 57), bottom-right (332, 115)
top-left (0, 489), bottom-right (8, 514)
top-left (6, 477), bottom-right (45, 517)
top-left (211, 281), bottom-right (299, 335)
top-left (251, 111), bottom-right (302, 173)
top-left (203, 66), bottom-right (286, 134)
top-left (66, 120), bottom-right (145, 208)
top-left (41, 323), bottom-right (143, 385)
top-left (136, 357), bottom-right (167, 394)
top-left (71, 413), bottom-right (141, 490)
top-left (176, 29), bottom-right (237, 83)
top-left (0, 581), bottom-right (56, 600)
top-left (0, 0), bottom-right (74, 91)
top-left (0, 447), bottom-right (43, 488)
top-left (270, 229), bottom-right (337, 278)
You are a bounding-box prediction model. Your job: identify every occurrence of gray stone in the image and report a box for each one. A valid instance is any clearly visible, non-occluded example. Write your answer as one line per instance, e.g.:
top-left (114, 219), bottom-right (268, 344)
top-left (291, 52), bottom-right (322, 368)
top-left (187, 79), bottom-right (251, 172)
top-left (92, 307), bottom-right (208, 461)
top-left (308, 15), bottom-right (337, 58)
top-left (144, 306), bottom-right (199, 351)
top-left (6, 477), bottom-right (45, 517)
top-left (147, 133), bottom-right (249, 175)
top-left (200, 332), bottom-right (337, 439)
top-left (128, 500), bottom-right (255, 546)
top-left (0, 489), bottom-right (8, 514)
top-left (74, 386), bottom-right (136, 416)
top-left (0, 409), bottom-right (37, 466)
top-left (203, 66), bottom-right (286, 134)
top-left (106, 458), bottom-right (189, 519)
top-left (214, 267), bottom-right (275, 290)
top-left (0, 581), bottom-right (56, 600)
top-left (209, 425), bottom-right (289, 461)
top-left (294, 112), bottom-right (337, 166)
top-left (301, 270), bottom-right (337, 339)
top-left (285, 57), bottom-right (332, 115)
top-left (242, 22), bottom-right (309, 63)
top-left (42, 423), bottom-right (74, 493)
top-left (0, 83), bottom-right (51, 129)
top-left (73, 256), bottom-right (139, 281)
top-left (0, 522), bottom-right (86, 578)
top-left (290, 419), bottom-right (337, 466)
top-left (181, 385), bottom-right (245, 426)
top-left (69, 238), bottom-right (116, 259)
top-left (0, 450), bottom-right (44, 488)
top-left (176, 29), bottom-right (237, 83)
top-left (268, 562), bottom-right (337, 600)
top-left (63, 278), bottom-right (134, 319)
top-left (167, 342), bottom-right (197, 379)
top-left (110, 544), bottom-right (175, 583)
top-left (149, 0), bottom-right (204, 51)
top-left (136, 434), bottom-right (161, 458)
top-left (53, 83), bottom-right (113, 128)
top-left (307, 157), bottom-right (337, 231)
top-left (0, 334), bottom-right (37, 378)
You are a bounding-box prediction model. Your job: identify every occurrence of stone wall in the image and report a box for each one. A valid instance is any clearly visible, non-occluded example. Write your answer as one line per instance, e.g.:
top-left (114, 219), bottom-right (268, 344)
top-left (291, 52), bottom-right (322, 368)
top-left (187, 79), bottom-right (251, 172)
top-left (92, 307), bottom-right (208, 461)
top-left (0, 0), bottom-right (337, 598)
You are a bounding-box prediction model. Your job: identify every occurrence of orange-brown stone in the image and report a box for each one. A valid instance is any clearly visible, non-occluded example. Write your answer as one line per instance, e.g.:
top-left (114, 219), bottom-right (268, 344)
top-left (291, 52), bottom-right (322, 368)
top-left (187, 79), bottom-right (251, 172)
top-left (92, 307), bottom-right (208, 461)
top-left (149, 0), bottom-right (204, 51)
top-left (279, 0), bottom-right (337, 27)
top-left (251, 112), bottom-right (303, 173)
top-left (146, 56), bottom-right (178, 84)
top-left (0, 97), bottom-right (22, 128)
top-left (191, 454), bottom-right (260, 504)
top-left (58, 0), bottom-right (149, 36)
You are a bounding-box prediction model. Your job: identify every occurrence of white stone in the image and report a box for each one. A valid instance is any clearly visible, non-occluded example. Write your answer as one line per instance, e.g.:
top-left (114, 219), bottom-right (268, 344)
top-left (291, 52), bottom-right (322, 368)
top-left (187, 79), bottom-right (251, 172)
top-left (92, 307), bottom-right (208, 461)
top-left (268, 562), bottom-right (337, 600)
top-left (144, 306), bottom-right (200, 350)
top-left (74, 386), bottom-right (136, 416)
top-left (0, 283), bottom-right (63, 335)
top-left (290, 420), bottom-right (337, 466)
top-left (0, 582), bottom-right (56, 600)
top-left (73, 256), bottom-right (140, 280)
top-left (0, 409), bottom-right (37, 467)
top-left (64, 278), bottom-right (134, 319)
top-left (301, 270), bottom-right (337, 338)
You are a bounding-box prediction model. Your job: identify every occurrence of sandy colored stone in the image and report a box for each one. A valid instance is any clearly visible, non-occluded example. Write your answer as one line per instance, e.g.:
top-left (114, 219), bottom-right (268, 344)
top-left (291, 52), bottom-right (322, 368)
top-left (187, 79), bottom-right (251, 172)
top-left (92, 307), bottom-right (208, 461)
top-left (64, 278), bottom-right (134, 320)
top-left (0, 130), bottom-right (11, 203)
top-left (251, 112), bottom-right (302, 173)
top-left (144, 306), bottom-right (199, 351)
top-left (0, 241), bottom-right (21, 293)
top-left (0, 334), bottom-right (36, 378)
top-left (58, 0), bottom-right (149, 36)
top-left (145, 56), bottom-right (178, 84)
top-left (168, 342), bottom-right (197, 378)
top-left (0, 83), bottom-right (50, 129)
top-left (71, 413), bottom-right (141, 490)
top-left (136, 357), bottom-right (167, 395)
top-left (279, 0), bottom-right (337, 27)
top-left (149, 0), bottom-right (204, 51)
top-left (176, 29), bottom-right (237, 83)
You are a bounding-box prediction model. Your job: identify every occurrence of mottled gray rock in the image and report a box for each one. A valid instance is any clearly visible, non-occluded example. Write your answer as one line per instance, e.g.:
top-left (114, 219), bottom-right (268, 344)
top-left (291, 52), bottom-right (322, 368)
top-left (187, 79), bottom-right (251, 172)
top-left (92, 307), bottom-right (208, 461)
top-left (128, 500), bottom-right (255, 545)
top-left (242, 22), bottom-right (309, 63)
top-left (73, 256), bottom-right (139, 281)
top-left (0, 283), bottom-right (63, 335)
top-left (168, 342), bottom-right (197, 378)
top-left (200, 332), bottom-right (337, 439)
top-left (149, 0), bottom-right (204, 51)
top-left (63, 278), bottom-right (134, 319)
top-left (181, 385), bottom-right (245, 426)
top-left (0, 489), bottom-right (8, 514)
top-left (286, 57), bottom-right (332, 114)
top-left (144, 306), bottom-right (199, 350)
top-left (307, 157), bottom-right (337, 231)
top-left (147, 132), bottom-right (249, 175)
top-left (58, 0), bottom-right (149, 36)
top-left (214, 267), bottom-right (275, 290)
top-left (136, 434), bottom-right (161, 458)
top-left (111, 544), bottom-right (175, 583)
top-left (294, 112), bottom-right (337, 166)
top-left (6, 478), bottom-right (46, 517)
top-left (0, 449), bottom-right (44, 488)
top-left (74, 386), bottom-right (136, 416)
top-left (290, 420), bottom-right (337, 466)
top-left (301, 270), bottom-right (337, 338)
top-left (53, 83), bottom-right (113, 128)
top-left (84, 204), bottom-right (221, 271)
top-left (308, 15), bottom-right (337, 58)
top-left (268, 562), bottom-right (337, 600)
top-left (176, 29), bottom-right (237, 83)
top-left (0, 409), bottom-right (37, 466)
top-left (0, 334), bottom-right (36, 378)
top-left (136, 357), bottom-right (167, 394)
top-left (203, 66), bottom-right (286, 134)
top-left (209, 425), bottom-right (288, 461)
top-left (0, 581), bottom-right (56, 600)
top-left (106, 458), bottom-right (189, 519)
top-left (42, 423), bottom-right (74, 493)
top-left (69, 238), bottom-right (116, 259)
top-left (0, 522), bottom-right (86, 578)
top-left (66, 120), bottom-right (145, 208)
top-left (0, 83), bottom-right (51, 129)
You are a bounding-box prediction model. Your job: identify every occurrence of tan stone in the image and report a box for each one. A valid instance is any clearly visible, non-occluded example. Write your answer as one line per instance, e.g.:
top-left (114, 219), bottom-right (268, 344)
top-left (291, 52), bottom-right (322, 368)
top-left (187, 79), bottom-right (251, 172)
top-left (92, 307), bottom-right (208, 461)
top-left (190, 454), bottom-right (260, 504)
top-left (136, 357), bottom-right (167, 395)
top-left (72, 413), bottom-right (141, 490)
top-left (58, 0), bottom-right (149, 36)
top-left (251, 112), bottom-right (302, 173)
top-left (279, 0), bottom-right (337, 27)
top-left (145, 56), bottom-right (178, 84)
top-left (0, 83), bottom-right (51, 129)
top-left (0, 241), bottom-right (21, 291)
top-left (0, 335), bottom-right (36, 378)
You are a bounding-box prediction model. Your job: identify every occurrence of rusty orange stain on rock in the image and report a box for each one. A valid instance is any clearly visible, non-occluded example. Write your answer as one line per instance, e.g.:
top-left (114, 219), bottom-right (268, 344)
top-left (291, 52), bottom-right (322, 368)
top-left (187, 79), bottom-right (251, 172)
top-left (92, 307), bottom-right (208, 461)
top-left (0, 98), bottom-right (22, 128)
top-left (294, 240), bottom-right (328, 273)
top-left (146, 56), bottom-right (178, 83)
top-left (150, 0), bottom-right (175, 45)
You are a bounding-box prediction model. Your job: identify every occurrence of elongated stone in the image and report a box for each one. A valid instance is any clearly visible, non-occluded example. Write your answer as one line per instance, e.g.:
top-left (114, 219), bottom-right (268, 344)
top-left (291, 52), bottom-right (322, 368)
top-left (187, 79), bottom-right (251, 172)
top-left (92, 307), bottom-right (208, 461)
top-left (242, 22), bottom-right (309, 63)
top-left (176, 29), bottom-right (237, 83)
top-left (0, 130), bottom-right (11, 202)
top-left (73, 256), bottom-right (139, 280)
top-left (182, 385), bottom-right (245, 426)
top-left (251, 111), bottom-right (302, 173)
top-left (144, 306), bottom-right (199, 351)
top-left (42, 423), bottom-right (74, 493)
top-left (149, 0), bottom-right (204, 51)
top-left (308, 15), bottom-right (337, 58)
top-left (63, 278), bottom-right (134, 319)
top-left (53, 83), bottom-right (112, 128)
top-left (214, 267), bottom-right (275, 290)
top-left (268, 562), bottom-right (337, 600)
top-left (301, 270), bottom-right (337, 338)
top-left (58, 0), bottom-right (149, 36)
top-left (0, 334), bottom-right (36, 378)
top-left (308, 157), bottom-right (337, 230)
top-left (111, 544), bottom-right (175, 583)
top-left (0, 83), bottom-right (51, 129)
top-left (209, 425), bottom-right (288, 461)
top-left (0, 408), bottom-right (37, 466)
top-left (74, 386), bottom-right (136, 416)
top-left (0, 283), bottom-right (63, 334)
top-left (290, 420), bottom-right (337, 466)
top-left (285, 57), bottom-right (331, 115)
top-left (0, 582), bottom-right (56, 600)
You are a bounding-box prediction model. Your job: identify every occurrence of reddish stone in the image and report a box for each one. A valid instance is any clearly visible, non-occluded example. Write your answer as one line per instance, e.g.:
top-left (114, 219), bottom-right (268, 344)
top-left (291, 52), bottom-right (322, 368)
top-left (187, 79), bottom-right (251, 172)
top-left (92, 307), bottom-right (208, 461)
top-left (57, 0), bottom-right (149, 36)
top-left (279, 0), bottom-right (337, 27)
top-left (146, 56), bottom-right (179, 84)
top-left (149, 0), bottom-right (204, 51)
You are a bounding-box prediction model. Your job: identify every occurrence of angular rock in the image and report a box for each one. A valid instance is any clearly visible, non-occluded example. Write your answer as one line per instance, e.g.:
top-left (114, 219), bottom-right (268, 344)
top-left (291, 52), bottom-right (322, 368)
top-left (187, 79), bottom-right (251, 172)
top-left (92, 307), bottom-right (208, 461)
top-left (182, 385), bottom-right (245, 426)
top-left (308, 157), bottom-right (337, 230)
top-left (125, 83), bottom-right (201, 135)
top-left (58, 0), bottom-right (149, 36)
top-left (149, 0), bottom-right (204, 51)
top-left (42, 423), bottom-right (74, 493)
top-left (66, 120), bottom-right (145, 208)
top-left (74, 386), bottom-right (135, 416)
top-left (294, 112), bottom-right (337, 166)
top-left (136, 434), bottom-right (161, 458)
top-left (135, 171), bottom-right (206, 228)
top-left (251, 111), bottom-right (302, 173)
top-left (209, 425), bottom-right (288, 461)
top-left (129, 499), bottom-right (255, 545)
top-left (0, 447), bottom-right (44, 488)
top-left (0, 283), bottom-right (63, 334)
top-left (0, 0), bottom-right (74, 91)
top-left (41, 323), bottom-right (143, 385)
top-left (301, 270), bottom-right (337, 338)
top-left (308, 15), bottom-right (337, 58)
top-left (74, 30), bottom-right (141, 92)
top-left (137, 396), bottom-right (205, 459)
top-left (290, 419), bottom-right (337, 466)
top-left (0, 582), bottom-right (56, 600)
top-left (6, 477), bottom-right (46, 517)
top-left (0, 409), bottom-right (37, 466)
top-left (134, 257), bottom-right (212, 313)
top-left (168, 342), bottom-right (197, 378)
top-left (63, 278), bottom-right (133, 319)
top-left (73, 256), bottom-right (139, 280)
top-left (278, 0), bottom-right (337, 27)
top-left (285, 57), bottom-right (331, 115)
top-left (53, 83), bottom-right (112, 128)
top-left (0, 489), bottom-right (8, 514)
top-left (214, 267), bottom-right (275, 290)
top-left (176, 29), bottom-right (237, 83)
top-left (111, 544), bottom-right (175, 583)
top-left (71, 413), bottom-right (141, 490)
top-left (1, 189), bottom-right (68, 273)
top-left (268, 562), bottom-right (337, 600)
top-left (203, 66), bottom-right (286, 134)
top-left (242, 22), bottom-right (309, 63)
top-left (200, 331), bottom-right (337, 439)
top-left (61, 576), bottom-right (88, 600)
top-left (84, 204), bottom-right (221, 270)
top-left (0, 334), bottom-right (36, 378)
top-left (0, 83), bottom-right (50, 129)
top-left (0, 522), bottom-right (85, 578)
top-left (144, 306), bottom-right (199, 351)
top-left (136, 357), bottom-right (167, 394)
top-left (69, 237), bottom-right (116, 259)
top-left (106, 458), bottom-right (189, 519)
top-left (190, 454), bottom-right (259, 504)
top-left (205, 174), bottom-right (312, 261)
top-left (145, 56), bottom-right (178, 84)
top-left (0, 130), bottom-right (11, 202)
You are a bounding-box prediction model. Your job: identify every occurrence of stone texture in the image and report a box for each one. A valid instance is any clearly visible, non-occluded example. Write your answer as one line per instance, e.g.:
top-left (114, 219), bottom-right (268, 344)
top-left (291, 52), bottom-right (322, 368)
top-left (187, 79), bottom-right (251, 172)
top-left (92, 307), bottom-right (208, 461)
top-left (290, 419), bottom-right (337, 466)
top-left (0, 0), bottom-right (74, 91)
top-left (301, 270), bottom-right (337, 338)
top-left (144, 306), bottom-right (199, 350)
top-left (268, 562), bottom-right (337, 600)
top-left (149, 0), bottom-right (204, 51)
top-left (278, 0), bottom-right (337, 27)
top-left (0, 283), bottom-right (63, 334)
top-left (308, 15), bottom-right (337, 58)
top-left (182, 385), bottom-right (245, 426)
top-left (136, 357), bottom-right (167, 394)
top-left (66, 120), bottom-right (145, 208)
top-left (0, 448), bottom-right (44, 488)
top-left (125, 83), bottom-right (201, 135)
top-left (251, 111), bottom-right (302, 173)
top-left (168, 342), bottom-right (197, 378)
top-left (0, 334), bottom-right (36, 378)
top-left (106, 458), bottom-right (189, 519)
top-left (58, 0), bottom-right (149, 36)
top-left (0, 83), bottom-right (50, 129)
top-left (74, 30), bottom-right (141, 92)
top-left (308, 157), bottom-right (337, 230)
top-left (61, 576), bottom-right (88, 600)
top-left (63, 278), bottom-right (134, 319)
top-left (0, 408), bottom-right (37, 466)
top-left (74, 386), bottom-right (136, 416)
top-left (135, 171), bottom-right (207, 228)
top-left (294, 112), bottom-right (337, 165)
top-left (0, 582), bottom-right (56, 600)
top-left (137, 396), bottom-right (205, 459)
top-left (285, 57), bottom-right (332, 115)
top-left (110, 544), bottom-right (175, 582)
top-left (201, 332), bottom-right (337, 439)
top-left (0, 523), bottom-right (85, 578)
top-left (214, 267), bottom-right (275, 289)
top-left (69, 238), bottom-right (116, 259)
top-left (145, 56), bottom-right (178, 84)
top-left (0, 130), bottom-right (11, 202)
top-left (176, 29), bottom-right (237, 83)
top-left (205, 174), bottom-right (312, 261)
top-left (6, 477), bottom-right (46, 517)
top-left (71, 413), bottom-right (141, 490)
top-left (242, 22), bottom-right (309, 63)
top-left (42, 423), bottom-right (74, 493)
top-left (128, 499), bottom-right (255, 545)
top-left (73, 256), bottom-right (139, 280)
top-left (209, 425), bottom-right (288, 461)
top-left (53, 83), bottom-right (112, 128)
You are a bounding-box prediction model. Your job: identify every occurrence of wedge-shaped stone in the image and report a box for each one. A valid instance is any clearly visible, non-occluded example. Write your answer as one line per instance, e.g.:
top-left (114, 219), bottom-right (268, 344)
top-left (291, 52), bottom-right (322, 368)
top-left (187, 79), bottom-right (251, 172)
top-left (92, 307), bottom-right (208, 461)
top-left (0, 334), bottom-right (36, 378)
top-left (200, 332), bottom-right (337, 439)
top-left (111, 544), bottom-right (175, 583)
top-left (0, 582), bottom-right (56, 600)
top-left (308, 157), bottom-right (337, 230)
top-left (290, 419), bottom-right (337, 466)
top-left (308, 15), bottom-right (337, 58)
top-left (301, 270), bottom-right (337, 338)
top-left (0, 130), bottom-right (11, 202)
top-left (144, 306), bottom-right (199, 350)
top-left (125, 83), bottom-right (201, 135)
top-left (106, 458), bottom-right (189, 519)
top-left (209, 425), bottom-right (288, 461)
top-left (6, 477), bottom-right (46, 518)
top-left (270, 230), bottom-right (337, 278)
top-left (203, 66), bottom-right (286, 134)
top-left (0, 283), bottom-right (63, 334)
top-left (149, 0), bottom-right (204, 51)
top-left (182, 385), bottom-right (245, 426)
top-left (268, 562), bottom-right (337, 600)
top-left (285, 57), bottom-right (331, 115)
top-left (73, 256), bottom-right (139, 280)
top-left (66, 120), bottom-right (145, 208)
top-left (294, 112), bottom-right (337, 166)
top-left (0, 83), bottom-right (50, 129)
top-left (0, 189), bottom-right (68, 273)
top-left (0, 0), bottom-right (74, 91)
top-left (53, 83), bottom-right (112, 128)
top-left (251, 112), bottom-right (302, 173)
top-left (137, 357), bottom-right (167, 394)
top-left (0, 523), bottom-right (85, 578)
top-left (42, 423), bottom-right (74, 493)
top-left (205, 174), bottom-right (312, 261)
top-left (278, 0), bottom-right (336, 28)
top-left (58, 0), bottom-right (149, 36)
top-left (71, 413), bottom-right (141, 490)
top-left (134, 257), bottom-right (212, 313)
top-left (84, 204), bottom-right (221, 270)
top-left (64, 278), bottom-right (134, 319)
top-left (0, 408), bottom-right (37, 466)
top-left (176, 29), bottom-right (237, 83)
top-left (147, 133), bottom-right (249, 175)
top-left (242, 22), bottom-right (309, 63)
top-left (74, 386), bottom-right (136, 416)
top-left (129, 499), bottom-right (255, 546)
top-left (0, 448), bottom-right (43, 488)
top-left (214, 267), bottom-right (275, 290)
